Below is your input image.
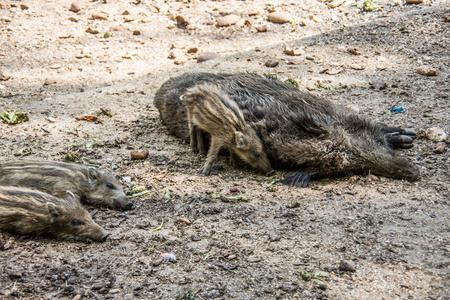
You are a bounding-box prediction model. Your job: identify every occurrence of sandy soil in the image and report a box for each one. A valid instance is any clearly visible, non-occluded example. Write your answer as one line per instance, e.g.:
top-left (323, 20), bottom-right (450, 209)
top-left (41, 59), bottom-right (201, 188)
top-left (0, 0), bottom-right (449, 299)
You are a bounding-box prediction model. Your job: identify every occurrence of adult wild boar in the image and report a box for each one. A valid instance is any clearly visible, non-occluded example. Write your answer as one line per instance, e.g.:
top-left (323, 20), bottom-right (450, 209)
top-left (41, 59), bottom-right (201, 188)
top-left (154, 72), bottom-right (419, 186)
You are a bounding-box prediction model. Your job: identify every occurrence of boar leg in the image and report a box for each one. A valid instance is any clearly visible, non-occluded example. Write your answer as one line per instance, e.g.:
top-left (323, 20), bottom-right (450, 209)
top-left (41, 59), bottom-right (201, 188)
top-left (202, 139), bottom-right (222, 175)
top-left (196, 129), bottom-right (206, 155)
top-left (281, 171), bottom-right (312, 187)
top-left (229, 149), bottom-right (239, 167)
top-left (189, 123), bottom-right (199, 153)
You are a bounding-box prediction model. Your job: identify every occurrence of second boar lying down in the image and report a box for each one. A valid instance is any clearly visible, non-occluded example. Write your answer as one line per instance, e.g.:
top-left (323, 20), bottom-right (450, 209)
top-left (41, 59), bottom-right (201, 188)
top-left (154, 72), bottom-right (419, 186)
top-left (0, 186), bottom-right (108, 242)
top-left (0, 160), bottom-right (132, 210)
top-left (184, 83), bottom-right (273, 175)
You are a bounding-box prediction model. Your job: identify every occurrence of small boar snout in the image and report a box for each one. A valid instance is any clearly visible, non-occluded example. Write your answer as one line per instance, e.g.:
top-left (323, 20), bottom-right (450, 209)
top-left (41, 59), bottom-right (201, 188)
top-left (124, 201), bottom-right (133, 210)
top-left (100, 230), bottom-right (109, 242)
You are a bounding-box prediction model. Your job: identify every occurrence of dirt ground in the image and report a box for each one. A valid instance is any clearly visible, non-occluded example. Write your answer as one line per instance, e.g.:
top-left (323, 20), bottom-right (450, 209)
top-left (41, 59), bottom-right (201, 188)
top-left (0, 0), bottom-right (449, 299)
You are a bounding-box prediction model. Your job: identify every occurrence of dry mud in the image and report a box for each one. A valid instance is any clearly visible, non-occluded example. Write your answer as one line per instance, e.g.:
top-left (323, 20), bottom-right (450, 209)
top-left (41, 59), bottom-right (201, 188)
top-left (0, 0), bottom-right (449, 299)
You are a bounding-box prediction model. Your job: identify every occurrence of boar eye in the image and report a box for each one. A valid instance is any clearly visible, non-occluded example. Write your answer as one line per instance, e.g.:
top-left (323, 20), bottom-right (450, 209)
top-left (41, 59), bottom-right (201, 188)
top-left (71, 219), bottom-right (85, 226)
top-left (253, 152), bottom-right (261, 158)
top-left (106, 183), bottom-right (116, 189)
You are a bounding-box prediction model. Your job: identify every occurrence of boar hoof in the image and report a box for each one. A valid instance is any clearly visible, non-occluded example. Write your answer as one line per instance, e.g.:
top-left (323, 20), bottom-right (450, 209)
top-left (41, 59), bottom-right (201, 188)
top-left (282, 171), bottom-right (311, 187)
top-left (387, 133), bottom-right (415, 149)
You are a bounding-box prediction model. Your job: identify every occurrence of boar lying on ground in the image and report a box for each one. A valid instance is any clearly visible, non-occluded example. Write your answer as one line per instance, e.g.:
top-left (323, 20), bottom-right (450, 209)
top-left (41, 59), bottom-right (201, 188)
top-left (0, 186), bottom-right (108, 242)
top-left (154, 72), bottom-right (419, 186)
top-left (184, 83), bottom-right (273, 175)
top-left (0, 160), bottom-right (132, 210)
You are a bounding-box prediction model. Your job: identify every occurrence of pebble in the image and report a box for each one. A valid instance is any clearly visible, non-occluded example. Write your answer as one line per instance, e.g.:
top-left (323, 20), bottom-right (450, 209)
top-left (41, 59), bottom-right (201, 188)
top-left (444, 14), bottom-right (450, 22)
top-left (405, 0), bottom-right (423, 3)
top-left (72, 295), bottom-right (82, 300)
top-left (284, 46), bottom-right (304, 56)
top-left (175, 15), bottom-right (189, 27)
top-left (130, 149), bottom-right (149, 160)
top-left (327, 0), bottom-right (345, 8)
top-left (197, 52), bottom-right (219, 63)
top-left (339, 260), bottom-right (356, 272)
top-left (152, 258), bottom-right (163, 266)
top-left (20, 4), bottom-right (28, 10)
top-left (86, 27), bottom-right (99, 34)
top-left (0, 16), bottom-right (11, 22)
top-left (369, 78), bottom-right (386, 90)
top-left (229, 186), bottom-right (239, 193)
top-left (416, 65), bottom-right (437, 76)
top-left (69, 1), bottom-right (82, 13)
top-left (350, 63), bottom-right (364, 70)
top-left (433, 143), bottom-right (445, 154)
top-left (265, 60), bottom-right (279, 67)
top-left (346, 104), bottom-right (360, 113)
top-left (92, 11), bottom-right (109, 21)
top-left (255, 25), bottom-right (268, 32)
top-left (133, 30), bottom-right (141, 35)
top-left (0, 71), bottom-right (11, 81)
top-left (44, 78), bottom-right (57, 85)
top-left (309, 15), bottom-right (323, 23)
top-left (268, 12), bottom-right (293, 24)
top-left (246, 256), bottom-right (263, 263)
top-left (426, 127), bottom-right (447, 142)
top-left (217, 14), bottom-right (240, 27)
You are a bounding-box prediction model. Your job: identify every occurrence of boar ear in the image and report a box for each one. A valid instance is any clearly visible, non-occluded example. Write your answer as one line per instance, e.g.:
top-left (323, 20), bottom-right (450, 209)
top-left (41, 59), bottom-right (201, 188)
top-left (87, 167), bottom-right (99, 185)
top-left (65, 191), bottom-right (78, 203)
top-left (46, 202), bottom-right (62, 221)
top-left (235, 131), bottom-right (248, 149)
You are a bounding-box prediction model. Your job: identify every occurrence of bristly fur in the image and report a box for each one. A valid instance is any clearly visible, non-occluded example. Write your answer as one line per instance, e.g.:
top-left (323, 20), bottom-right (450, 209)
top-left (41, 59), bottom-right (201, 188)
top-left (154, 72), bottom-right (419, 186)
top-left (0, 160), bottom-right (132, 210)
top-left (183, 83), bottom-right (272, 175)
top-left (0, 186), bottom-right (107, 241)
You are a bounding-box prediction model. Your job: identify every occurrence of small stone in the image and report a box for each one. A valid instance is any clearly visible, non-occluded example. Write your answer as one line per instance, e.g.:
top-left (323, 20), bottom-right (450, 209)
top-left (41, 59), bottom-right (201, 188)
top-left (197, 52), bottom-right (219, 63)
top-left (348, 47), bottom-right (361, 55)
top-left (152, 258), bottom-right (163, 266)
top-left (444, 14), bottom-right (450, 22)
top-left (339, 260), bottom-right (356, 272)
top-left (47, 117), bottom-right (56, 123)
top-left (186, 47), bottom-right (198, 54)
top-left (268, 12), bottom-right (293, 24)
top-left (369, 79), bottom-right (386, 90)
top-left (306, 80), bottom-right (317, 91)
top-left (284, 46), bottom-right (304, 56)
top-left (229, 186), bottom-right (238, 193)
top-left (69, 1), bottom-right (82, 13)
top-left (416, 65), bottom-right (437, 76)
top-left (405, 0), bottom-right (423, 3)
top-left (130, 149), bottom-right (149, 160)
top-left (426, 127), bottom-right (447, 142)
top-left (327, 0), bottom-right (344, 8)
top-left (186, 24), bottom-right (198, 30)
top-left (72, 295), bottom-right (82, 300)
top-left (217, 14), bottom-right (240, 27)
top-left (246, 256), bottom-right (263, 263)
top-left (309, 15), bottom-right (323, 23)
top-left (255, 25), bottom-right (268, 32)
top-left (92, 11), bottom-right (109, 21)
top-left (175, 15), bottom-right (190, 27)
top-left (86, 27), bottom-right (99, 34)
top-left (0, 16), bottom-right (11, 22)
top-left (350, 63), bottom-right (365, 70)
top-left (0, 71), bottom-right (11, 81)
top-left (433, 143), bottom-right (445, 154)
top-left (265, 60), bottom-right (279, 67)
top-left (20, 4), bottom-right (29, 10)
top-left (124, 16), bottom-right (135, 22)
top-left (44, 78), bottom-right (57, 85)
top-left (132, 30), bottom-right (141, 35)
top-left (367, 174), bottom-right (379, 181)
top-left (69, 17), bottom-right (79, 22)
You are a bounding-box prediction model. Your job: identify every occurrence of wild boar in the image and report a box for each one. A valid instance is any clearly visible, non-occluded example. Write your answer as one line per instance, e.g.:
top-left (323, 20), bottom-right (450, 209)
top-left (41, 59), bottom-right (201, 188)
top-left (184, 83), bottom-right (273, 175)
top-left (0, 160), bottom-right (132, 210)
top-left (154, 72), bottom-right (419, 186)
top-left (0, 186), bottom-right (108, 242)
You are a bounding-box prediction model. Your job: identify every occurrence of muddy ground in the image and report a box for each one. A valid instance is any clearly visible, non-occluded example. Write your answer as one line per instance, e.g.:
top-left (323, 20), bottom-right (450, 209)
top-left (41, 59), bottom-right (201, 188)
top-left (0, 0), bottom-right (449, 299)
